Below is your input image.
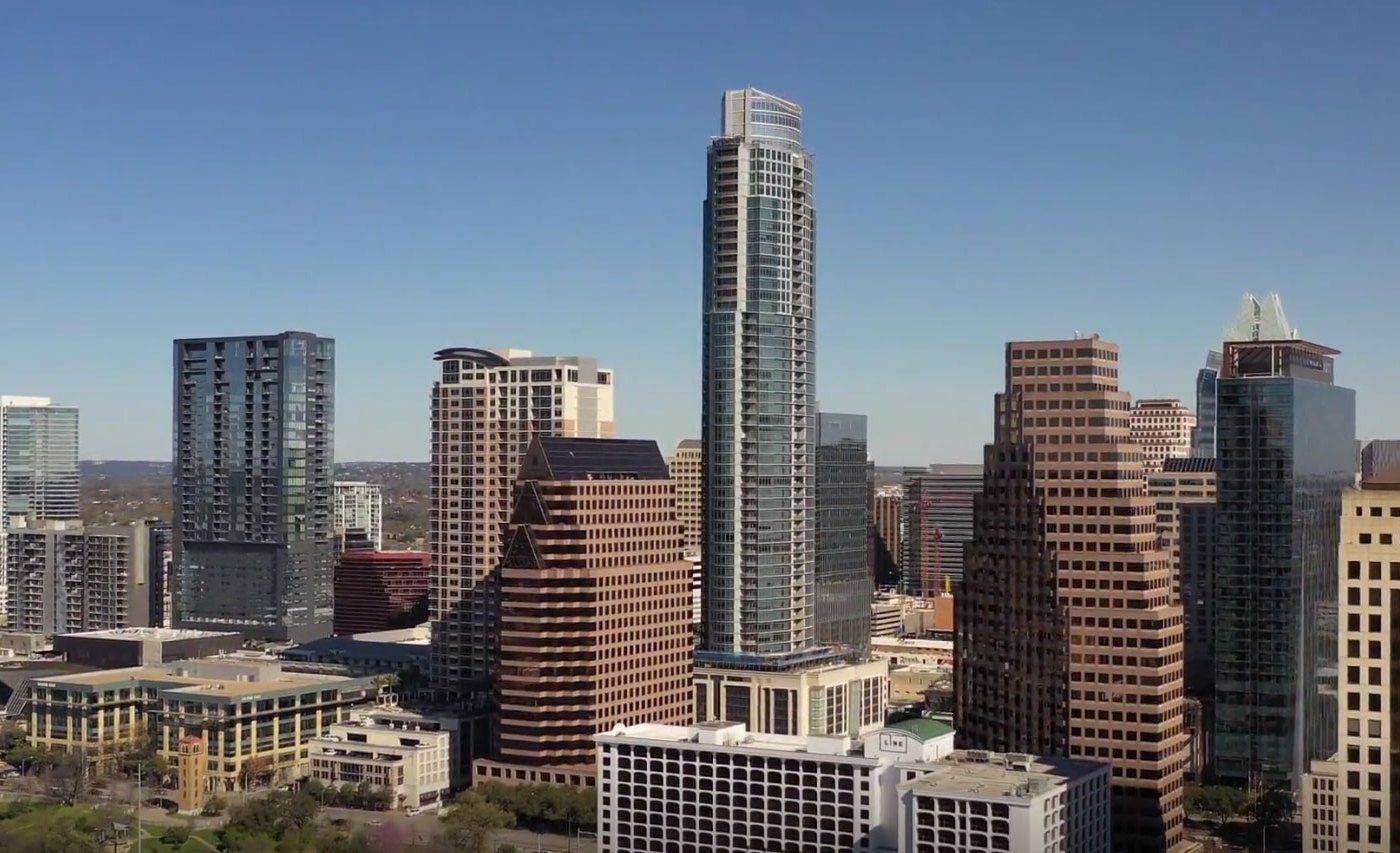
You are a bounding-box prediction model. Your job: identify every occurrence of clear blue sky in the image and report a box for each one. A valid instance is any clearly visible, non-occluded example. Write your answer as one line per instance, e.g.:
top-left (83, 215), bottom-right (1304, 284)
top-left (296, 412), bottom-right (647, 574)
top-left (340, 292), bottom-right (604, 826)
top-left (5, 3), bottom-right (1399, 463)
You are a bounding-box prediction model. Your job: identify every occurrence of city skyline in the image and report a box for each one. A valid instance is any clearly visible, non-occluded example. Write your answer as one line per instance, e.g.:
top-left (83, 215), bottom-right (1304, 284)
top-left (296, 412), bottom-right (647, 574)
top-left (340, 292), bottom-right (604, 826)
top-left (8, 5), bottom-right (1400, 464)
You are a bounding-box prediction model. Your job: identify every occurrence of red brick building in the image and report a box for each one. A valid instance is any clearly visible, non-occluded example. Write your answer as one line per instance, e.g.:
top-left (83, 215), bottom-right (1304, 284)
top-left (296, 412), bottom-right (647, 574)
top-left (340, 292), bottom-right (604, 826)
top-left (333, 550), bottom-right (430, 635)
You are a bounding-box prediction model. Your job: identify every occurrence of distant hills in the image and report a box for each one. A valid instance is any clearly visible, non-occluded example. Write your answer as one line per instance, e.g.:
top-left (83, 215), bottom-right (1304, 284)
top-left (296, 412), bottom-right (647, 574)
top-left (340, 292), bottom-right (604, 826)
top-left (79, 460), bottom-right (430, 547)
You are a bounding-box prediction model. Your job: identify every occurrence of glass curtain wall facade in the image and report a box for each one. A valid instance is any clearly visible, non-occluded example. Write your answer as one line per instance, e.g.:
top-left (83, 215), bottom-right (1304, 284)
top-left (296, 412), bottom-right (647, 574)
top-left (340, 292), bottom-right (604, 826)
top-left (0, 398), bottom-right (80, 523)
top-left (902, 465), bottom-right (982, 597)
top-left (701, 89), bottom-right (818, 666)
top-left (1190, 353), bottom-right (1221, 458)
top-left (172, 332), bottom-right (335, 642)
top-left (0, 397), bottom-right (79, 623)
top-left (815, 413), bottom-right (870, 654)
top-left (1213, 340), bottom-right (1355, 789)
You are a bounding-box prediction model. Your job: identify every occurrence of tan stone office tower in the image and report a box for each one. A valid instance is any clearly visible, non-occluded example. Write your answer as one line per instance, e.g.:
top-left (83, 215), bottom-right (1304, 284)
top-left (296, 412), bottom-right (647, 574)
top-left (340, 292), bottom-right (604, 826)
top-left (1128, 398), bottom-right (1195, 473)
top-left (474, 437), bottom-right (692, 787)
top-left (666, 439), bottom-right (702, 557)
top-left (427, 348), bottom-right (614, 705)
top-left (990, 337), bottom-right (1188, 851)
top-left (1326, 471), bottom-right (1400, 850)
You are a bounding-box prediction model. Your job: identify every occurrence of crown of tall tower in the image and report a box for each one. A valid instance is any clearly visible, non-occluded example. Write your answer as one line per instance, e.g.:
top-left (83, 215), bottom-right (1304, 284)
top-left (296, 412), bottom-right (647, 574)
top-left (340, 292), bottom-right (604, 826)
top-left (1223, 292), bottom-right (1296, 342)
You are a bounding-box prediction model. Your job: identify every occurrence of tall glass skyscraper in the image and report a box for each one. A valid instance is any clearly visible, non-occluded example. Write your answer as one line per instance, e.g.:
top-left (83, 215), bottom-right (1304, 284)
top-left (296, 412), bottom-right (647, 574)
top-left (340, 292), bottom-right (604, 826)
top-left (815, 413), bottom-right (870, 654)
top-left (1190, 352), bottom-right (1221, 457)
top-left (0, 396), bottom-right (79, 625)
top-left (701, 89), bottom-right (817, 666)
top-left (171, 332), bottom-right (335, 642)
top-left (1213, 338), bottom-right (1355, 789)
top-left (0, 397), bottom-right (80, 524)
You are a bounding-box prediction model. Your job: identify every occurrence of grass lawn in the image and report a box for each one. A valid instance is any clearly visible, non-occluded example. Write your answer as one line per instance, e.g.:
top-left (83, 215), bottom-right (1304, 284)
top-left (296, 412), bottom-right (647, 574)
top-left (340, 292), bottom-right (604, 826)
top-left (139, 826), bottom-right (221, 852)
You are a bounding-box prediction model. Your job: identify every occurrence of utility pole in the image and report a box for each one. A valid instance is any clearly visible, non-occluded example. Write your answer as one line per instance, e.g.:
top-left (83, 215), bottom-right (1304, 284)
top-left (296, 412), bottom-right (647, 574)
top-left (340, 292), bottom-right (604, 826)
top-left (136, 759), bottom-right (142, 853)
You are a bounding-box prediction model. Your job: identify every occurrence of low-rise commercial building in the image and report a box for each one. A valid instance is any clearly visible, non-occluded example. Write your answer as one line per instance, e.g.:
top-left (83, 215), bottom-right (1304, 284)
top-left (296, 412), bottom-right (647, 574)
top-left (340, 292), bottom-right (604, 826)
top-left (596, 719), bottom-right (1109, 853)
top-left (870, 593), bottom-right (954, 640)
top-left (694, 658), bottom-right (888, 739)
top-left (28, 658), bottom-right (379, 790)
top-left (898, 750), bottom-right (1112, 853)
top-left (871, 636), bottom-right (953, 670)
top-left (309, 708), bottom-right (452, 813)
top-left (54, 627), bottom-right (242, 669)
top-left (281, 624), bottom-right (430, 676)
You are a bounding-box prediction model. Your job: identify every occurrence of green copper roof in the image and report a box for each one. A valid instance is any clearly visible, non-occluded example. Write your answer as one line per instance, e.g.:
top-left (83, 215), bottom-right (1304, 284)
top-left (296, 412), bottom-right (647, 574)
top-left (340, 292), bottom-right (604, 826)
top-left (887, 718), bottom-right (954, 741)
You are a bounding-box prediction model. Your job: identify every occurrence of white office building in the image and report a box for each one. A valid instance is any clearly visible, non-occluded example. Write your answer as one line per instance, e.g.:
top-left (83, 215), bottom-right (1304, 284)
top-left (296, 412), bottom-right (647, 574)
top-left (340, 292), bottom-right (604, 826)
top-left (597, 717), bottom-right (952, 853)
top-left (333, 481), bottom-right (383, 550)
top-left (898, 751), bottom-right (1111, 853)
top-left (308, 707), bottom-right (452, 813)
top-left (596, 719), bottom-right (1109, 853)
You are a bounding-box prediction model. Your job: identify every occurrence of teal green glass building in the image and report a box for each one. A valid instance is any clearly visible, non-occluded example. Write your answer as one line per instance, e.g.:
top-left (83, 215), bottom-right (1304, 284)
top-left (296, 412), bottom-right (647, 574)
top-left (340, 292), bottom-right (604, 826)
top-left (1213, 338), bottom-right (1354, 788)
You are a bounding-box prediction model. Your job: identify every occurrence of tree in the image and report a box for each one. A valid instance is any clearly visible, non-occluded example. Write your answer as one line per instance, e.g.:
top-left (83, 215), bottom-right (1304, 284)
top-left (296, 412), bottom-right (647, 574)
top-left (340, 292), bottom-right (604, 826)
top-left (225, 789), bottom-right (321, 840)
top-left (237, 756), bottom-right (274, 791)
top-left (1184, 783), bottom-right (1247, 828)
top-left (162, 824), bottom-right (192, 845)
top-left (202, 793), bottom-right (228, 816)
top-left (41, 751), bottom-right (87, 805)
top-left (436, 791), bottom-right (515, 853)
top-left (1248, 783), bottom-right (1295, 841)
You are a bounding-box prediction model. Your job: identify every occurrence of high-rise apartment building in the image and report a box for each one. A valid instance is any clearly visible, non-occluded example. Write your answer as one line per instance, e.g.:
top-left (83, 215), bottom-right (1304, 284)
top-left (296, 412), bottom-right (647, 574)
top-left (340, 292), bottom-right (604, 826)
top-left (172, 333), bottom-right (335, 642)
top-left (1129, 399), bottom-right (1195, 473)
top-left (0, 396), bottom-right (79, 524)
top-left (148, 523), bottom-right (173, 628)
top-left (666, 440), bottom-right (702, 557)
top-left (427, 348), bottom-right (614, 703)
top-left (1190, 352), bottom-right (1221, 458)
top-left (1213, 338), bottom-right (1355, 789)
top-left (701, 88), bottom-right (817, 667)
top-left (1, 396), bottom-right (80, 619)
top-left (956, 392), bottom-right (1069, 758)
top-left (816, 413), bottom-right (871, 653)
top-left (902, 465), bottom-right (981, 597)
top-left (6, 518), bottom-right (160, 633)
top-left (871, 488), bottom-right (903, 587)
top-left (960, 337), bottom-right (1189, 851)
top-left (332, 482), bottom-right (382, 551)
top-left (474, 437), bottom-right (692, 788)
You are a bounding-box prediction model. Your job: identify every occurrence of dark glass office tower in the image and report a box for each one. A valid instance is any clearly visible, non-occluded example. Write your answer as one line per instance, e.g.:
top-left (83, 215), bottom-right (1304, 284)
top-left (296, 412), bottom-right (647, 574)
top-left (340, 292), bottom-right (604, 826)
top-left (902, 465), bottom-right (982, 597)
top-left (1190, 352), bottom-right (1221, 458)
top-left (172, 332), bottom-right (335, 642)
top-left (1213, 338), bottom-right (1355, 789)
top-left (815, 413), bottom-right (870, 654)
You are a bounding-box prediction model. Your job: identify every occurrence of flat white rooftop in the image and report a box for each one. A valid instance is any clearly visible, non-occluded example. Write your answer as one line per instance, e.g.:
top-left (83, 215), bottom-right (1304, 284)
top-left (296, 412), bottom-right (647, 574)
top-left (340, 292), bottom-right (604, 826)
top-left (60, 627), bottom-right (240, 641)
top-left (599, 722), bottom-right (861, 758)
top-left (902, 751), bottom-right (1107, 800)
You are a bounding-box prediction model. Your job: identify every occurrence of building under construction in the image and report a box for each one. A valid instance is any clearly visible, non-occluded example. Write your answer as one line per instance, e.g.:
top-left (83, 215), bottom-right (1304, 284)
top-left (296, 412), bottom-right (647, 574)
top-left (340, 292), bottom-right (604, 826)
top-left (901, 465), bottom-right (982, 598)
